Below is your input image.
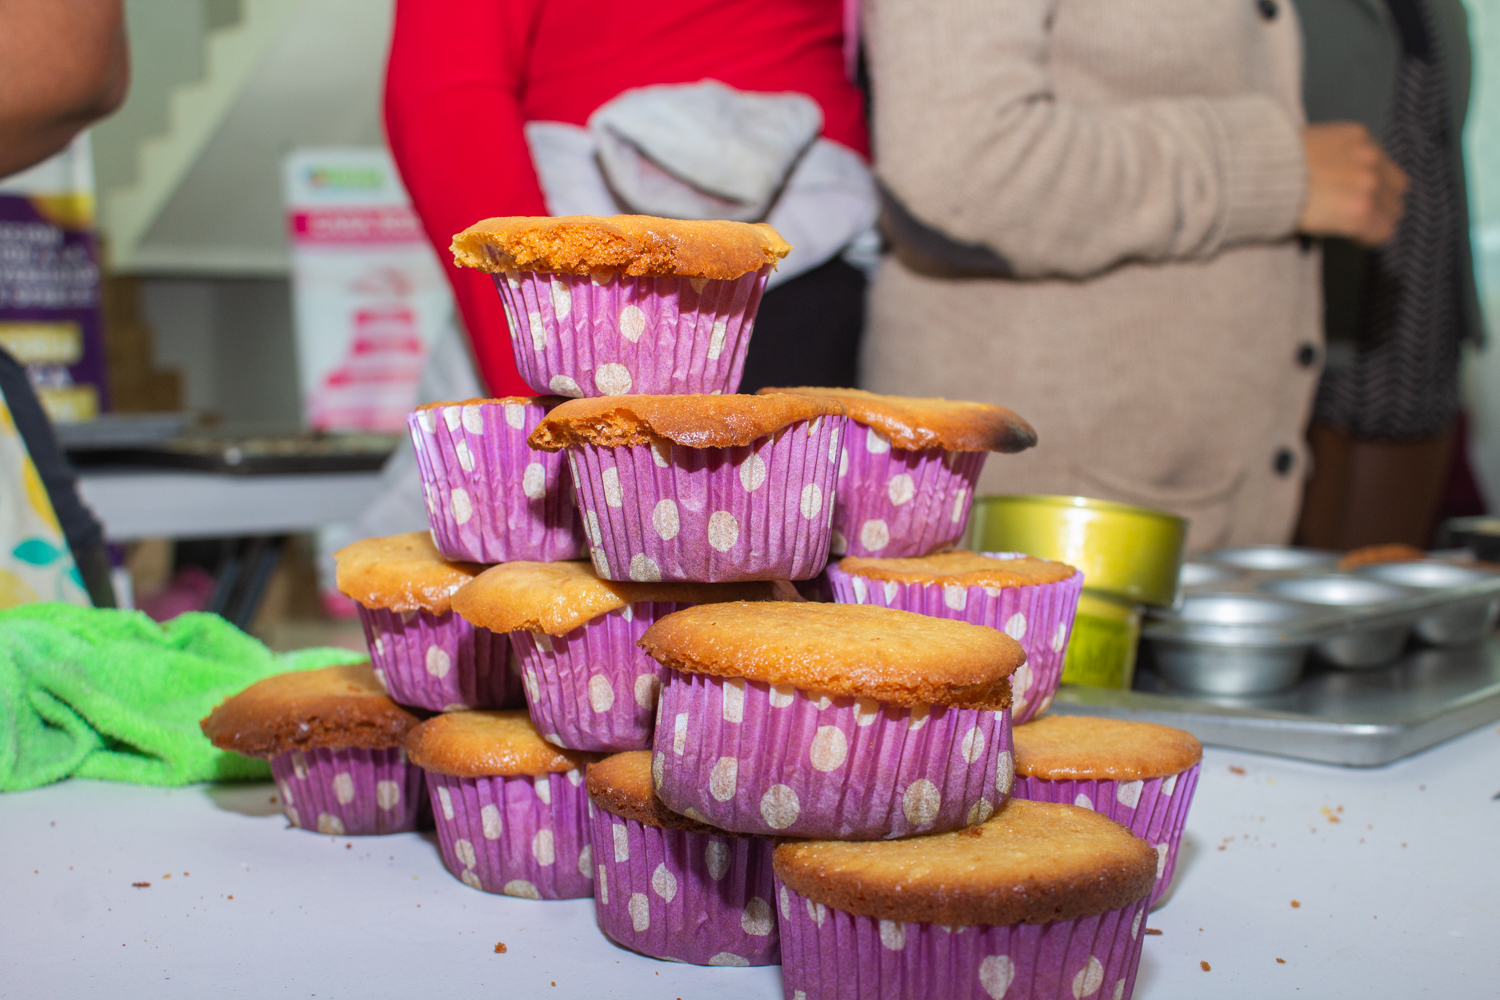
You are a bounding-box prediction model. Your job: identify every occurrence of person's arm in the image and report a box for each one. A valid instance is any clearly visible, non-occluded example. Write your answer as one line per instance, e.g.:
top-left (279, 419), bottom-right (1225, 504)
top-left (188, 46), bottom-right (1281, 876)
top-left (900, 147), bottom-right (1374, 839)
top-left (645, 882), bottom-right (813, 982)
top-left (868, 0), bottom-right (1400, 278)
top-left (384, 0), bottom-right (547, 397)
top-left (0, 0), bottom-right (128, 178)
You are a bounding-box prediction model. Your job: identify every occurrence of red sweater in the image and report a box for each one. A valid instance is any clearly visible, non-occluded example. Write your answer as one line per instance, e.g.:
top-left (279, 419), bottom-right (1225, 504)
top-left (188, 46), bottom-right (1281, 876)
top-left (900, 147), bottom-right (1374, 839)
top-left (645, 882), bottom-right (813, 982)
top-left (385, 0), bottom-right (868, 396)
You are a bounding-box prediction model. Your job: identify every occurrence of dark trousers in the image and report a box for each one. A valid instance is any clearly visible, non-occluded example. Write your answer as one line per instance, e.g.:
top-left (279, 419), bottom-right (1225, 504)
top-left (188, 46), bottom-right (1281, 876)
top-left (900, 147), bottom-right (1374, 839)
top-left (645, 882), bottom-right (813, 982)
top-left (738, 256), bottom-right (866, 393)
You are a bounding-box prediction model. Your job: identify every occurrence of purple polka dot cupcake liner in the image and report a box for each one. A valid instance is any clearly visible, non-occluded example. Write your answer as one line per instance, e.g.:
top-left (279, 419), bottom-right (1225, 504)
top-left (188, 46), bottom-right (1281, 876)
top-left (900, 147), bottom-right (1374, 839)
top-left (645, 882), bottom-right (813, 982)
top-left (830, 426), bottom-right (987, 559)
top-left (651, 669), bottom-right (1014, 840)
top-left (825, 560), bottom-right (1084, 726)
top-left (425, 768), bottom-right (594, 899)
top-left (588, 803), bottom-right (780, 966)
top-left (269, 746), bottom-right (425, 836)
top-left (360, 605), bottom-right (521, 712)
top-left (775, 880), bottom-right (1149, 1000)
top-left (511, 601), bottom-right (691, 752)
top-left (492, 267), bottom-right (770, 398)
top-left (1013, 763), bottom-right (1201, 909)
top-left (567, 414), bottom-right (846, 583)
top-left (409, 398), bottom-right (585, 564)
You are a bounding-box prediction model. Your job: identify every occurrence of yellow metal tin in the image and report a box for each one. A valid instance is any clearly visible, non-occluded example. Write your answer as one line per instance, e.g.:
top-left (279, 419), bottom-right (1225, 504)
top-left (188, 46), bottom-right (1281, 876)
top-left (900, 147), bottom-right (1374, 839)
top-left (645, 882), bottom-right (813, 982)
top-left (966, 494), bottom-right (1187, 608)
top-left (1060, 591), bottom-right (1142, 689)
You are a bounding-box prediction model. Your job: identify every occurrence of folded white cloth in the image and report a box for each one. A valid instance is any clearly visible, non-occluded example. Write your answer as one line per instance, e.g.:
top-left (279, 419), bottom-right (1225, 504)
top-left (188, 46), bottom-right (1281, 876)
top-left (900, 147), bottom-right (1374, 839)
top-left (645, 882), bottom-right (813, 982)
top-left (526, 80), bottom-right (879, 287)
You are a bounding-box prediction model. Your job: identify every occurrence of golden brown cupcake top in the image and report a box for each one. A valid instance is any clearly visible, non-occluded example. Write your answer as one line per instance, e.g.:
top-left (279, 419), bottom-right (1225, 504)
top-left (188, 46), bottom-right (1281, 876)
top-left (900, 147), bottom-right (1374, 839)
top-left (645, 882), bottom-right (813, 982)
top-left (1013, 715), bottom-right (1203, 781)
top-left (760, 387), bottom-right (1036, 453)
top-left (587, 751), bottom-right (748, 836)
top-left (774, 798), bottom-right (1156, 926)
top-left (199, 663), bottom-right (421, 758)
top-left (451, 560), bottom-right (774, 636)
top-left (528, 393), bottom-right (846, 451)
top-left (639, 602), bottom-right (1022, 710)
top-left (333, 532), bottom-right (481, 615)
top-left (839, 551), bottom-right (1079, 589)
top-left (413, 395), bottom-right (561, 412)
top-left (404, 710), bottom-right (600, 778)
top-left (451, 215), bottom-right (791, 280)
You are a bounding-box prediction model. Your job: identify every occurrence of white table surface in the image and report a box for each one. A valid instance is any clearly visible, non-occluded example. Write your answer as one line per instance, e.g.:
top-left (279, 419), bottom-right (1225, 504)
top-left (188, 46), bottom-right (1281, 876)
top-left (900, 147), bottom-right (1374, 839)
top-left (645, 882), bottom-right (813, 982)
top-left (76, 470), bottom-right (382, 542)
top-left (4, 724), bottom-right (1498, 999)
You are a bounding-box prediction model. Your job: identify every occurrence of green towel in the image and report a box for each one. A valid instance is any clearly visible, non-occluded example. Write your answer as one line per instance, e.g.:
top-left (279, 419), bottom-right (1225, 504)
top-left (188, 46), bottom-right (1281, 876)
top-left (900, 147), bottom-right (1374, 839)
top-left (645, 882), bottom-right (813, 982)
top-left (0, 603), bottom-right (366, 792)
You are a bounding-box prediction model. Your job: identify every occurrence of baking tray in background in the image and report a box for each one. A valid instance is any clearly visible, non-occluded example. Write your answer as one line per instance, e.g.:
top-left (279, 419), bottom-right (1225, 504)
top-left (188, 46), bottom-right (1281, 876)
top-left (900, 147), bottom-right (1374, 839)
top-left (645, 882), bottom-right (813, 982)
top-left (65, 432), bottom-right (399, 475)
top-left (1049, 638), bottom-right (1500, 767)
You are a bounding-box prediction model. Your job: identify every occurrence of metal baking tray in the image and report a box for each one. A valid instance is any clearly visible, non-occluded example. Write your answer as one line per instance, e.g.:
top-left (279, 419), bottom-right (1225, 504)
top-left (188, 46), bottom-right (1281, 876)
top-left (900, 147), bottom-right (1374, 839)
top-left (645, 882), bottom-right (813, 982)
top-left (66, 432), bottom-right (399, 475)
top-left (1047, 640), bottom-right (1500, 766)
top-left (1141, 547), bottom-right (1500, 694)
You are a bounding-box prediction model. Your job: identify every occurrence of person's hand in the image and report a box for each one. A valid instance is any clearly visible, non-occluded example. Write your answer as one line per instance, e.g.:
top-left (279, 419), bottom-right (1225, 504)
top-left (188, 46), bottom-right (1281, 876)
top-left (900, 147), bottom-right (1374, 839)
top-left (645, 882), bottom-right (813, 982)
top-left (1298, 123), bottom-right (1408, 247)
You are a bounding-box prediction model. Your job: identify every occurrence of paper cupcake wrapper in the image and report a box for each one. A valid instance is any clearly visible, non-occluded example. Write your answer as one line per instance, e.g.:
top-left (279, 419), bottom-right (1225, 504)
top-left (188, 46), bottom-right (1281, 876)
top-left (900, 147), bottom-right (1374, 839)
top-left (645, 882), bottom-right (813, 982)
top-left (826, 560), bottom-right (1084, 726)
top-left (589, 803), bottom-right (780, 966)
top-left (360, 605), bottom-right (521, 712)
top-left (270, 747), bottom-right (425, 836)
top-left (652, 669), bottom-right (1013, 840)
top-left (425, 768), bottom-right (594, 899)
top-left (568, 414), bottom-right (845, 583)
top-left (1014, 763), bottom-right (1201, 909)
top-left (409, 398), bottom-right (586, 563)
top-left (830, 428), bottom-right (987, 559)
top-left (512, 601), bottom-right (693, 752)
top-left (492, 267), bottom-right (770, 398)
top-left (776, 881), bottom-right (1149, 1000)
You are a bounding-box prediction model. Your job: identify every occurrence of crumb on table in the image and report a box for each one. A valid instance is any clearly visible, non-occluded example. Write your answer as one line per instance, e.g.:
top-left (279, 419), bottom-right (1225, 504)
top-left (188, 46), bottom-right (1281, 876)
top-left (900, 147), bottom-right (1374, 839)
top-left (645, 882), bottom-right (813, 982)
top-left (1145, 928), bottom-right (1163, 936)
top-left (1229, 766), bottom-right (1246, 775)
top-left (132, 882), bottom-right (150, 888)
top-left (1291, 900), bottom-right (1300, 908)
top-left (1277, 958), bottom-right (1286, 964)
top-left (1201, 961), bottom-right (1212, 972)
top-left (494, 942), bottom-right (507, 954)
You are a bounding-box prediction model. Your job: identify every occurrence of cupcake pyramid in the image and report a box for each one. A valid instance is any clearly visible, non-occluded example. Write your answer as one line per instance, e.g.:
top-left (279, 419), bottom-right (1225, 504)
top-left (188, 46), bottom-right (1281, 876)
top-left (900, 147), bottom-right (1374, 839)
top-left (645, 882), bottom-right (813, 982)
top-left (195, 213), bottom-right (1201, 1000)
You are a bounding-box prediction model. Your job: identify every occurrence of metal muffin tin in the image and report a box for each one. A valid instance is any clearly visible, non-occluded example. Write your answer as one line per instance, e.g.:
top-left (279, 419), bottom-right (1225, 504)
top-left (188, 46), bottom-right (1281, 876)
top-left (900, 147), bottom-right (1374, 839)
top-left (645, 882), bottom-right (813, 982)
top-left (1143, 546), bottom-right (1500, 694)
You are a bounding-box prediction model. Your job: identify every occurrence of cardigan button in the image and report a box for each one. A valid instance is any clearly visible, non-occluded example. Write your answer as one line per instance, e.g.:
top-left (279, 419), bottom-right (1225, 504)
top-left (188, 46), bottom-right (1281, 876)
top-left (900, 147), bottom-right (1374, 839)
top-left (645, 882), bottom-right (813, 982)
top-left (1297, 343), bottom-right (1318, 367)
top-left (1257, 0), bottom-right (1279, 19)
top-left (1274, 448), bottom-right (1295, 475)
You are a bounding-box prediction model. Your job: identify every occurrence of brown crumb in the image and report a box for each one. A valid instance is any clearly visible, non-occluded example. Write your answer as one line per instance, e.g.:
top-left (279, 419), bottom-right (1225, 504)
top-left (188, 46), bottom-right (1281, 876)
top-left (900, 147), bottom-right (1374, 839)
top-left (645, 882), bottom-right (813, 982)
top-left (1145, 928), bottom-right (1163, 936)
top-left (1229, 766), bottom-right (1246, 775)
top-left (1290, 900), bottom-right (1300, 908)
top-left (1336, 805), bottom-right (1343, 812)
top-left (1276, 958), bottom-right (1286, 964)
top-left (551, 983), bottom-right (556, 988)
top-left (269, 797), bottom-right (277, 804)
top-left (494, 942), bottom-right (507, 954)
top-left (132, 882), bottom-right (150, 888)
top-left (227, 895), bottom-right (233, 900)
top-left (1328, 816), bottom-right (1340, 823)
top-left (1201, 961), bottom-right (1211, 972)
top-left (346, 844), bottom-right (352, 849)
top-left (183, 872), bottom-right (189, 876)
top-left (162, 874), bottom-right (171, 879)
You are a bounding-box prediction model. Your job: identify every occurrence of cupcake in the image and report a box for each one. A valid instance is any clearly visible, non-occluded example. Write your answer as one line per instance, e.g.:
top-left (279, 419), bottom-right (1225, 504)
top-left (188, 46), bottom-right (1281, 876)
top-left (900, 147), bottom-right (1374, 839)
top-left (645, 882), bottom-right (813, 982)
top-left (528, 393), bottom-right (847, 582)
top-left (451, 215), bottom-right (791, 398)
top-left (404, 710), bottom-right (601, 898)
top-left (200, 663), bottom-right (425, 836)
top-left (409, 396), bottom-right (585, 564)
top-left (827, 551), bottom-right (1083, 724)
top-left (587, 751), bottom-right (779, 966)
top-left (639, 601), bottom-right (1023, 840)
top-left (451, 561), bottom-right (771, 751)
top-left (758, 388), bottom-right (1035, 558)
top-left (774, 798), bottom-right (1157, 1000)
top-left (1011, 715), bottom-right (1203, 908)
top-left (334, 532), bottom-right (520, 712)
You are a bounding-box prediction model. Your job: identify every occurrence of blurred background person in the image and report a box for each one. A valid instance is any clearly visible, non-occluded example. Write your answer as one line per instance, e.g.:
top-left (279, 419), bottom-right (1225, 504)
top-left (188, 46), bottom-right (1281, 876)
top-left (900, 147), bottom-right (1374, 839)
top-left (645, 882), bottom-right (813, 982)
top-left (862, 0), bottom-right (1406, 551)
top-left (384, 0), bottom-right (877, 397)
top-left (1296, 0), bottom-right (1482, 550)
top-left (0, 0), bottom-right (127, 608)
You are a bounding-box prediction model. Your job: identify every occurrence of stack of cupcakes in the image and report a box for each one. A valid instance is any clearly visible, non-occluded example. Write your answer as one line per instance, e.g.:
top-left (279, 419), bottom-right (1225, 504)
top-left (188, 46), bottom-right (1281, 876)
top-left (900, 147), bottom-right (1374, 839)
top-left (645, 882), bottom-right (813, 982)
top-left (194, 213), bottom-right (1204, 1000)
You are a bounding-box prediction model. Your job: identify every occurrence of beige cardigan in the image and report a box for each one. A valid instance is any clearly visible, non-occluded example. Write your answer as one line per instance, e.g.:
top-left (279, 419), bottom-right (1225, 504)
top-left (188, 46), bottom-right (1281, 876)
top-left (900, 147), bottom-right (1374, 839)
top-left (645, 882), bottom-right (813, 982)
top-left (863, 0), bottom-right (1321, 550)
